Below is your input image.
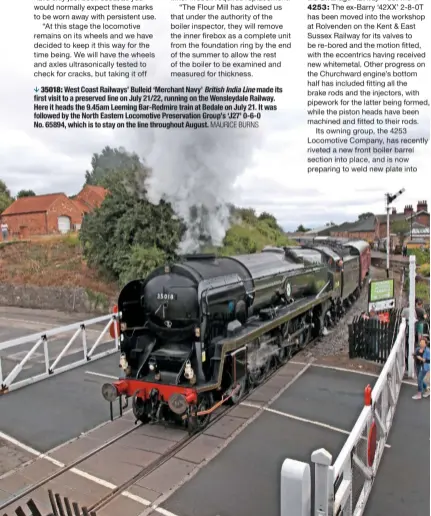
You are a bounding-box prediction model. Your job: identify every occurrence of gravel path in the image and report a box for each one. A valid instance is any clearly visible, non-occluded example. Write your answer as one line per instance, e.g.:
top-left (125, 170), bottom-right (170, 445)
top-left (295, 267), bottom-right (405, 375)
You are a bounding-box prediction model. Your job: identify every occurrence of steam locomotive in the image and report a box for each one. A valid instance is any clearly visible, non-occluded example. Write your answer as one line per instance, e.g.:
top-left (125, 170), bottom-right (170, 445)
top-left (102, 239), bottom-right (370, 432)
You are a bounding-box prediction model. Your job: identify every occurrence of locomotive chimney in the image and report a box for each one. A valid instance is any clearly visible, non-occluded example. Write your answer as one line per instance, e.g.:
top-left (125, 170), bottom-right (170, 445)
top-left (417, 200), bottom-right (428, 213)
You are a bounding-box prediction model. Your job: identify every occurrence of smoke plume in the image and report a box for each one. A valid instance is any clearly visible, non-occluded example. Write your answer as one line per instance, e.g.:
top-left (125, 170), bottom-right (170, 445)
top-left (142, 116), bottom-right (261, 253)
top-left (129, 16), bottom-right (264, 254)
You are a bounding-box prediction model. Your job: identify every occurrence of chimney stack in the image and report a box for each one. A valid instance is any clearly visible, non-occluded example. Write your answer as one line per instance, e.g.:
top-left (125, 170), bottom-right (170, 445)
top-left (404, 204), bottom-right (413, 215)
top-left (417, 200), bottom-right (428, 213)
top-left (392, 208), bottom-right (397, 215)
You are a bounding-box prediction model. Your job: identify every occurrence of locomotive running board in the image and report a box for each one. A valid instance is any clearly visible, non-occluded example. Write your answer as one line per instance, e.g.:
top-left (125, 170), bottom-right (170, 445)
top-left (197, 292), bottom-right (332, 393)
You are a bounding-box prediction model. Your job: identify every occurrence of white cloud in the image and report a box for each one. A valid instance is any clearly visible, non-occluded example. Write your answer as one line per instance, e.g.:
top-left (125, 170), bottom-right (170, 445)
top-left (1, 0), bottom-right (429, 232)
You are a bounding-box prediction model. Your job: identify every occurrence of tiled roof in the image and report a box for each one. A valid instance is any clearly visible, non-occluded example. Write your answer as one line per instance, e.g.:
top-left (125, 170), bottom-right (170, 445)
top-left (331, 217), bottom-right (376, 233)
top-left (305, 224), bottom-right (336, 235)
top-left (1, 193), bottom-right (66, 216)
top-left (349, 216), bottom-right (376, 232)
top-left (331, 221), bottom-right (357, 232)
top-left (83, 185), bottom-right (107, 199)
top-left (375, 212), bottom-right (410, 223)
top-left (71, 199), bottom-right (91, 214)
top-left (406, 210), bottom-right (429, 221)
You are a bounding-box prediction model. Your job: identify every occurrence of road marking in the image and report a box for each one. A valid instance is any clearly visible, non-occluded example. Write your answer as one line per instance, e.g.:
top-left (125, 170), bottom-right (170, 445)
top-left (138, 362), bottom-right (312, 516)
top-left (291, 361), bottom-right (418, 386)
top-left (240, 402), bottom-right (391, 449)
top-left (0, 430), bottom-right (63, 468)
top-left (0, 429), bottom-right (176, 513)
top-left (85, 371), bottom-right (118, 380)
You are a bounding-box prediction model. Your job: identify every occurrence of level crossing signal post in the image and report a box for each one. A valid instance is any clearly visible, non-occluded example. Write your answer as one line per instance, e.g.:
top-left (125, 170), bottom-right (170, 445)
top-left (408, 253), bottom-right (416, 379)
top-left (385, 188), bottom-right (405, 279)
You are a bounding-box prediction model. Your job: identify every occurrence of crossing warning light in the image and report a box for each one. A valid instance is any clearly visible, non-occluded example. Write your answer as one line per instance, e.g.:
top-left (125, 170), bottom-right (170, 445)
top-left (364, 384), bottom-right (372, 406)
top-left (367, 421), bottom-right (377, 466)
top-left (109, 304), bottom-right (120, 339)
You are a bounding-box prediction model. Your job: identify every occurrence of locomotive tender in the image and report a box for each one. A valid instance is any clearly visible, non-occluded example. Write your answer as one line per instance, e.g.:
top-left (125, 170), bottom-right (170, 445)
top-left (102, 239), bottom-right (370, 432)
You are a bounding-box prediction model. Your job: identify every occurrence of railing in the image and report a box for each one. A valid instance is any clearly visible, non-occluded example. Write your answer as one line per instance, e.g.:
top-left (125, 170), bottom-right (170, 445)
top-left (348, 309), bottom-right (402, 363)
top-left (281, 319), bottom-right (407, 516)
top-left (0, 313), bottom-right (119, 394)
top-left (3, 490), bottom-right (97, 516)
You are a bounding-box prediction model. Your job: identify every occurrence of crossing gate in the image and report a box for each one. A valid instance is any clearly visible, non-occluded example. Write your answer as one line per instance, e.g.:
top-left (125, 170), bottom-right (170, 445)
top-left (0, 313), bottom-right (119, 394)
top-left (2, 490), bottom-right (97, 516)
top-left (281, 318), bottom-right (407, 516)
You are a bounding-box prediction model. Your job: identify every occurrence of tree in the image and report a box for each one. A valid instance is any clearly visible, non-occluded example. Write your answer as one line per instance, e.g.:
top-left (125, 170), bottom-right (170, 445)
top-left (0, 180), bottom-right (14, 213)
top-left (234, 207), bottom-right (257, 225)
top-left (296, 224), bottom-right (310, 232)
top-left (17, 189), bottom-right (36, 198)
top-left (358, 212), bottom-right (374, 220)
top-left (84, 146), bottom-right (149, 188)
top-left (258, 212), bottom-right (282, 231)
top-left (79, 169), bottom-right (185, 285)
top-left (391, 220), bottom-right (410, 246)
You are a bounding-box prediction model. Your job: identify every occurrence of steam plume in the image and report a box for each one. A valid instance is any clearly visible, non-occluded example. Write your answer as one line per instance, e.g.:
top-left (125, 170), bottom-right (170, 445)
top-left (130, 18), bottom-right (264, 253)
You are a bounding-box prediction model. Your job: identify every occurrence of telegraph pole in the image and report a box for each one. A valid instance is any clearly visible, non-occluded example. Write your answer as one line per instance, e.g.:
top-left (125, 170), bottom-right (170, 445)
top-left (385, 189), bottom-right (405, 278)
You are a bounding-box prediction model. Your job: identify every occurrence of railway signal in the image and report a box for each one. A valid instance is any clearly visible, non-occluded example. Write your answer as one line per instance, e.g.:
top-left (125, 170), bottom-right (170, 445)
top-left (385, 188), bottom-right (405, 277)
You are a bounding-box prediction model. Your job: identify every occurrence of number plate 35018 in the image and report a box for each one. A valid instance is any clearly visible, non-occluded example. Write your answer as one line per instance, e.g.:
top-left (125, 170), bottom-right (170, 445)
top-left (156, 293), bottom-right (177, 300)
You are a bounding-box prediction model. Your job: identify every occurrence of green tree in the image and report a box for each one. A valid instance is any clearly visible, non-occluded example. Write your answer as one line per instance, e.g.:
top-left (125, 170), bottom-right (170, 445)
top-left (358, 212), bottom-right (374, 220)
top-left (0, 180), bottom-right (14, 213)
top-left (221, 209), bottom-right (292, 255)
top-left (79, 169), bottom-right (185, 284)
top-left (258, 211), bottom-right (282, 231)
top-left (84, 146), bottom-right (149, 188)
top-left (17, 189), bottom-right (36, 198)
top-left (391, 220), bottom-right (410, 246)
top-left (296, 224), bottom-right (310, 232)
top-left (234, 207), bottom-right (257, 225)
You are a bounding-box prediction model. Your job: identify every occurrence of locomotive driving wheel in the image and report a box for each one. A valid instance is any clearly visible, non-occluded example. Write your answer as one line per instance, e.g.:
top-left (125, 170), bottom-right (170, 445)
top-left (187, 393), bottom-right (213, 434)
top-left (248, 338), bottom-right (269, 387)
top-left (278, 322), bottom-right (293, 365)
top-left (230, 377), bottom-right (247, 404)
top-left (132, 391), bottom-right (150, 424)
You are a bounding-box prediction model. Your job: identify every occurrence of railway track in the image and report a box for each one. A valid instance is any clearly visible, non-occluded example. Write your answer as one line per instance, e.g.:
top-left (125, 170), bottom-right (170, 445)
top-left (0, 340), bottom-right (309, 515)
top-left (1, 294), bottom-right (363, 515)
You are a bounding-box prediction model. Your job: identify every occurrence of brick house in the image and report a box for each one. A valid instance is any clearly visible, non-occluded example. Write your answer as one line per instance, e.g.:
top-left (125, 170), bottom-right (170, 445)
top-left (1, 185), bottom-right (107, 238)
top-left (374, 201), bottom-right (429, 239)
top-left (330, 201), bottom-right (429, 245)
top-left (75, 185), bottom-right (107, 211)
top-left (330, 217), bottom-right (377, 243)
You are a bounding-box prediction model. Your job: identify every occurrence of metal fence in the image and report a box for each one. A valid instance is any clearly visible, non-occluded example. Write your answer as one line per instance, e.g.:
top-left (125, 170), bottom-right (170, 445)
top-left (3, 490), bottom-right (97, 516)
top-left (0, 313), bottom-right (118, 394)
top-left (348, 309), bottom-right (402, 363)
top-left (281, 318), bottom-right (407, 516)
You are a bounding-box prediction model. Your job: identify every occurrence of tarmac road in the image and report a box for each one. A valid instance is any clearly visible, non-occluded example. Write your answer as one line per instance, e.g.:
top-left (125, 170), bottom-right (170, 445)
top-left (0, 306), bottom-right (121, 452)
top-left (0, 306), bottom-right (114, 383)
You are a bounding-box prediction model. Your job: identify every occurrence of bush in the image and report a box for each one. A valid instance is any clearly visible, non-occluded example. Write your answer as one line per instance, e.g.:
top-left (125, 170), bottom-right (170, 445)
top-left (416, 282), bottom-right (430, 302)
top-left (419, 263), bottom-right (430, 277)
top-left (407, 248), bottom-right (430, 266)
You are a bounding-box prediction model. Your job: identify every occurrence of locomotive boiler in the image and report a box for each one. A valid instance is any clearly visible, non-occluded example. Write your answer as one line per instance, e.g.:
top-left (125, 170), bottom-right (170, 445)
top-left (102, 241), bottom-right (369, 432)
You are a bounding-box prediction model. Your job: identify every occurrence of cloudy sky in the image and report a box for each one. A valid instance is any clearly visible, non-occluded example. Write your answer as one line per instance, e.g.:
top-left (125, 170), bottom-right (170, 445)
top-left (1, 1), bottom-right (429, 232)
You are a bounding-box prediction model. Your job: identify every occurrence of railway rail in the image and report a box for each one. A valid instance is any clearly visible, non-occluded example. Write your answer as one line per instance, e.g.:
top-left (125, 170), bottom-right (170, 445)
top-left (2, 283), bottom-right (367, 516)
top-left (1, 325), bottom-right (332, 516)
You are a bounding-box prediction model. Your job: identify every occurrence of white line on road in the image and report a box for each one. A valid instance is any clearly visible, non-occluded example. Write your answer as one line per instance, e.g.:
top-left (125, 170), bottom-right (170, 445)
top-left (290, 361), bottom-right (418, 386)
top-left (240, 402), bottom-right (391, 449)
top-left (0, 429), bottom-right (176, 515)
top-left (85, 371), bottom-right (118, 380)
top-left (140, 363), bottom-right (312, 516)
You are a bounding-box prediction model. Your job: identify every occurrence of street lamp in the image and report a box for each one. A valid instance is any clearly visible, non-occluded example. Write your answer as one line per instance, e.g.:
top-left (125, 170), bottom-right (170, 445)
top-left (385, 188), bottom-right (405, 278)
